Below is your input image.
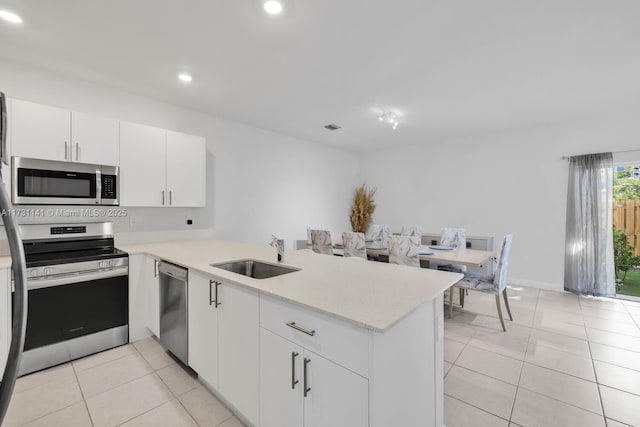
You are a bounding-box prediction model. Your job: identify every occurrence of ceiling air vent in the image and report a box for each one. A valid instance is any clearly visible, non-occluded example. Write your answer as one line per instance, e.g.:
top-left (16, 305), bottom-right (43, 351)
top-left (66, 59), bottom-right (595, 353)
top-left (324, 124), bottom-right (341, 131)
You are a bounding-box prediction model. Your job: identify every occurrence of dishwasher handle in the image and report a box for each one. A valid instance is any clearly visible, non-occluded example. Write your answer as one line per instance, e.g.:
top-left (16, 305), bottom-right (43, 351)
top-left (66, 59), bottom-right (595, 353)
top-left (158, 261), bottom-right (188, 281)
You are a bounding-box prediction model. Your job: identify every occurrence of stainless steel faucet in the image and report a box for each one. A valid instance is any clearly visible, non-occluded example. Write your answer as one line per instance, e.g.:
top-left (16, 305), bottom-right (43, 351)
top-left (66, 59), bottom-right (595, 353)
top-left (270, 235), bottom-right (285, 262)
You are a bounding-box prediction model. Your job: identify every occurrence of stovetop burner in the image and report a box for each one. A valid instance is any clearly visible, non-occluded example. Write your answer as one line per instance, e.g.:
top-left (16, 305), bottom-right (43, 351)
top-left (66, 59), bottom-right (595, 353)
top-left (20, 222), bottom-right (127, 267)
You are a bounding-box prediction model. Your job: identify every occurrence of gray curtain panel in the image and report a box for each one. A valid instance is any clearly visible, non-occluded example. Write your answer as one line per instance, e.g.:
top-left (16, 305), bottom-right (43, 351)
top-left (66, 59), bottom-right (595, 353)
top-left (564, 152), bottom-right (615, 296)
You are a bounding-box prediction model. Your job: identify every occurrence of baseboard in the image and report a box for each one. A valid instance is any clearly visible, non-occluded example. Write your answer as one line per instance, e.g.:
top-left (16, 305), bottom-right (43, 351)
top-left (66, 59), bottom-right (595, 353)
top-left (508, 277), bottom-right (563, 292)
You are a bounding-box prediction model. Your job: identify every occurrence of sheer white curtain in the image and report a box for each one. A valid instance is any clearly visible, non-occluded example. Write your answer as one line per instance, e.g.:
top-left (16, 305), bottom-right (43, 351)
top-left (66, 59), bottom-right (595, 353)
top-left (564, 153), bottom-right (615, 296)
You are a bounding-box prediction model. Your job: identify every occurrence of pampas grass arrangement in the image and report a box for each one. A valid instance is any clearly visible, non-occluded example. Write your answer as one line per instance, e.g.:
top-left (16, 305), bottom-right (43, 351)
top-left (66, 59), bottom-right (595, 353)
top-left (350, 184), bottom-right (376, 233)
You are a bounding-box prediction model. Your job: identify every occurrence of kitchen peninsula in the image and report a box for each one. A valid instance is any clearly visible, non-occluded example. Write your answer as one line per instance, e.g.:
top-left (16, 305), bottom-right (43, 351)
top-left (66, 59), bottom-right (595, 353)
top-left (123, 240), bottom-right (461, 427)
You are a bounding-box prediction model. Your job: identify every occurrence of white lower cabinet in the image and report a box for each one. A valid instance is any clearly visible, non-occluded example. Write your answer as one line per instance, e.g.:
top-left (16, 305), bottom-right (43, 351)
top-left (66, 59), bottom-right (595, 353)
top-left (217, 282), bottom-right (260, 426)
top-left (260, 328), bottom-right (303, 427)
top-left (183, 273), bottom-right (443, 427)
top-left (128, 255), bottom-right (160, 341)
top-left (187, 272), bottom-right (259, 426)
top-left (303, 348), bottom-right (368, 427)
top-left (260, 328), bottom-right (368, 427)
top-left (187, 271), bottom-right (219, 388)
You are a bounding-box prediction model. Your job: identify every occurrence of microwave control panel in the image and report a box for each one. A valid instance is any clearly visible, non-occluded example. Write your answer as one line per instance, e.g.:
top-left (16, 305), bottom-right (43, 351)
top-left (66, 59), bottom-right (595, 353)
top-left (101, 175), bottom-right (117, 199)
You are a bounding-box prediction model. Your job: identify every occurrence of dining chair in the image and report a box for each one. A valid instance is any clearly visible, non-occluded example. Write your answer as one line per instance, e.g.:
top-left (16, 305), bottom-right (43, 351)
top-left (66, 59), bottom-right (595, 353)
top-left (306, 225), bottom-right (323, 243)
top-left (310, 229), bottom-right (333, 255)
top-left (400, 225), bottom-right (423, 238)
top-left (366, 224), bottom-right (391, 244)
top-left (447, 234), bottom-right (513, 332)
top-left (440, 227), bottom-right (467, 249)
top-left (388, 235), bottom-right (420, 268)
top-left (342, 232), bottom-right (367, 259)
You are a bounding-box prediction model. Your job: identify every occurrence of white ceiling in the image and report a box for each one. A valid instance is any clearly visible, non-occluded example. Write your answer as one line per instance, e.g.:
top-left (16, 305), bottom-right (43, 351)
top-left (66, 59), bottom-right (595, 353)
top-left (1, 0), bottom-right (639, 152)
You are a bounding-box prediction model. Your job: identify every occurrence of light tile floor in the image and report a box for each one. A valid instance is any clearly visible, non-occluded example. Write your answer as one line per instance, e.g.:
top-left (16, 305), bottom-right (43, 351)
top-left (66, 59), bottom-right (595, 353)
top-left (2, 337), bottom-right (244, 427)
top-left (4, 286), bottom-right (640, 427)
top-left (444, 286), bottom-right (640, 427)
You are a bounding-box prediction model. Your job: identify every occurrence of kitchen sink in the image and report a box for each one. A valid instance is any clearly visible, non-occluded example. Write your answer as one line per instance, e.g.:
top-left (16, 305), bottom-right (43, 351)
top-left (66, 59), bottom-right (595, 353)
top-left (210, 259), bottom-right (300, 279)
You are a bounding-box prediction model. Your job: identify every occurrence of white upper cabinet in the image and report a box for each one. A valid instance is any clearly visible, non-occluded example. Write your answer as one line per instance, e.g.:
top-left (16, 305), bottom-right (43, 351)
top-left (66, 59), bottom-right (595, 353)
top-left (120, 124), bottom-right (206, 207)
top-left (11, 99), bottom-right (119, 165)
top-left (71, 111), bottom-right (119, 166)
top-left (11, 100), bottom-right (70, 161)
top-left (119, 122), bottom-right (167, 207)
top-left (166, 131), bottom-right (206, 207)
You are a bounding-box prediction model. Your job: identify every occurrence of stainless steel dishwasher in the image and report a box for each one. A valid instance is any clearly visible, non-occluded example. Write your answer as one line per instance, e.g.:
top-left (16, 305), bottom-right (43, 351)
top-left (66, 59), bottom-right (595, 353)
top-left (158, 261), bottom-right (188, 365)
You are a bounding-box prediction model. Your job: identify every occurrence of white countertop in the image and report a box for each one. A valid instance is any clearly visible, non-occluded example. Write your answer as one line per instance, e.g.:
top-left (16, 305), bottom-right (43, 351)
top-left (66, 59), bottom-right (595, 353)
top-left (121, 240), bottom-right (461, 332)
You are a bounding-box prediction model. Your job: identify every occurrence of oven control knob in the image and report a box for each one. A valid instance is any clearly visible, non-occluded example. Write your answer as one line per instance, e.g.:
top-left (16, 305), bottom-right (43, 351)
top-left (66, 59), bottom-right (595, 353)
top-left (109, 259), bottom-right (118, 267)
top-left (28, 269), bottom-right (39, 278)
top-left (98, 261), bottom-right (107, 268)
top-left (43, 267), bottom-right (52, 276)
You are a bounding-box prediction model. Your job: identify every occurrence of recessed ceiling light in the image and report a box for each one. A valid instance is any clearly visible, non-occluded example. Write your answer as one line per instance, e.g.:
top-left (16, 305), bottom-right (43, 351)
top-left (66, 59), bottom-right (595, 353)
top-left (263, 0), bottom-right (283, 15)
top-left (0, 10), bottom-right (23, 24)
top-left (178, 73), bottom-right (193, 83)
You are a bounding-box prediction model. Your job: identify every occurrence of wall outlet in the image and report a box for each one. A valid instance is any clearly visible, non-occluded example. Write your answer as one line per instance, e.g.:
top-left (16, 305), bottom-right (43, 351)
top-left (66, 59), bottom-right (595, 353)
top-left (130, 215), bottom-right (143, 227)
top-left (186, 216), bottom-right (193, 225)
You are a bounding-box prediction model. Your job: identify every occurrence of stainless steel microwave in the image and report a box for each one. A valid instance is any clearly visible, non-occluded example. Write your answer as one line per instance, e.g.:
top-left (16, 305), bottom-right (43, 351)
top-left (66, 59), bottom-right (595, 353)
top-left (12, 156), bottom-right (119, 205)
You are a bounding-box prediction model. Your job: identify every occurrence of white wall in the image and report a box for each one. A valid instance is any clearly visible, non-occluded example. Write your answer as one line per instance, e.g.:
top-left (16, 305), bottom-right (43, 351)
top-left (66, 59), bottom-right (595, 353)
top-left (360, 109), bottom-right (640, 290)
top-left (0, 61), bottom-right (359, 249)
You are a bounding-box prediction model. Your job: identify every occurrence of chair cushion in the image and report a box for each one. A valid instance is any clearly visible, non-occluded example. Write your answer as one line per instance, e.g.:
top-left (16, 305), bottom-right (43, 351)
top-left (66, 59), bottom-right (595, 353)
top-left (456, 276), bottom-right (499, 294)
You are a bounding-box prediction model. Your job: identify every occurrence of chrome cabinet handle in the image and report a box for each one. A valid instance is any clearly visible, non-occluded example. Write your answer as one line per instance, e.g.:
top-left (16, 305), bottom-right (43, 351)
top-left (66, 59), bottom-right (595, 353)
top-left (75, 142), bottom-right (79, 161)
top-left (162, 190), bottom-right (165, 205)
top-left (169, 190), bottom-right (172, 206)
top-left (154, 259), bottom-right (158, 277)
top-left (209, 280), bottom-right (215, 306)
top-left (303, 357), bottom-right (311, 397)
top-left (64, 141), bottom-right (68, 160)
top-left (291, 351), bottom-right (299, 389)
top-left (214, 281), bottom-right (221, 307)
top-left (286, 322), bottom-right (315, 336)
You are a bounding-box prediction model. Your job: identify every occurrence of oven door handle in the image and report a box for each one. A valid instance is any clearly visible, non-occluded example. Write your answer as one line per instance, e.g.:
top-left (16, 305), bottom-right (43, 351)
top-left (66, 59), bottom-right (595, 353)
top-left (18, 266), bottom-right (129, 291)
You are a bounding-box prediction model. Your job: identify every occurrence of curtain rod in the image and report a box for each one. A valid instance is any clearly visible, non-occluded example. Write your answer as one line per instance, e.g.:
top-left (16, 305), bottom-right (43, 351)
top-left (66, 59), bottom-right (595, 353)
top-left (561, 149), bottom-right (640, 160)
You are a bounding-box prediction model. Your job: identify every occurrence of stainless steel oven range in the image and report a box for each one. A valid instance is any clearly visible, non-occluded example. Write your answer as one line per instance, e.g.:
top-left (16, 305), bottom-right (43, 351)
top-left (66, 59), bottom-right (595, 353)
top-left (13, 222), bottom-right (128, 376)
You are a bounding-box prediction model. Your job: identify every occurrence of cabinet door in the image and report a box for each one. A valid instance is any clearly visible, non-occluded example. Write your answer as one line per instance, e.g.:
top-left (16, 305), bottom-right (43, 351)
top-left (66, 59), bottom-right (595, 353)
top-left (128, 255), bottom-right (160, 341)
top-left (187, 271), bottom-right (218, 388)
top-left (260, 328), bottom-right (304, 427)
top-left (11, 100), bottom-right (70, 161)
top-left (119, 122), bottom-right (166, 206)
top-left (218, 281), bottom-right (259, 426)
top-left (145, 257), bottom-right (160, 337)
top-left (166, 131), bottom-right (206, 207)
top-left (71, 111), bottom-right (119, 166)
top-left (303, 349), bottom-right (369, 427)
top-left (128, 255), bottom-right (151, 342)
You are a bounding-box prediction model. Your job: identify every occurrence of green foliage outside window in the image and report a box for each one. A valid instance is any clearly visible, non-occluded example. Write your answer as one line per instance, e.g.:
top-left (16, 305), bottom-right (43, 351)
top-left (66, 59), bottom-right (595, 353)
top-left (613, 229), bottom-right (640, 282)
top-left (614, 166), bottom-right (640, 200)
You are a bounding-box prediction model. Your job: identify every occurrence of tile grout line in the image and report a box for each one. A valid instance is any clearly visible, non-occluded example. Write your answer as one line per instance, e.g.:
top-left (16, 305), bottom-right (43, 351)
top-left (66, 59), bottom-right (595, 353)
top-left (581, 295), bottom-right (608, 424)
top-left (71, 362), bottom-right (96, 427)
top-left (507, 287), bottom-right (540, 424)
top-left (443, 393), bottom-right (511, 424)
top-left (72, 344), bottom-right (137, 375)
top-left (153, 364), bottom-right (203, 427)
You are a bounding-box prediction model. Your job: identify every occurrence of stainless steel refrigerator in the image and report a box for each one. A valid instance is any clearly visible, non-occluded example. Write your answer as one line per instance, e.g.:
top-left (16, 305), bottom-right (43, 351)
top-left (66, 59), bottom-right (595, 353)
top-left (0, 91), bottom-right (28, 423)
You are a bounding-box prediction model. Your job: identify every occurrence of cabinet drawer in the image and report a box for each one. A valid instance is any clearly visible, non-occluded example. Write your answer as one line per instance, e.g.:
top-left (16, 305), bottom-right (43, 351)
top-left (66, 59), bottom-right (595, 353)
top-left (260, 295), bottom-right (369, 378)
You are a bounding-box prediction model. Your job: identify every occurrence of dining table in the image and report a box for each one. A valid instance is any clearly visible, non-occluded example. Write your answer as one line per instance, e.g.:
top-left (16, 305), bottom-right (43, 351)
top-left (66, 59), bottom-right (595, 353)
top-left (363, 244), bottom-right (494, 268)
top-left (308, 241), bottom-right (495, 268)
